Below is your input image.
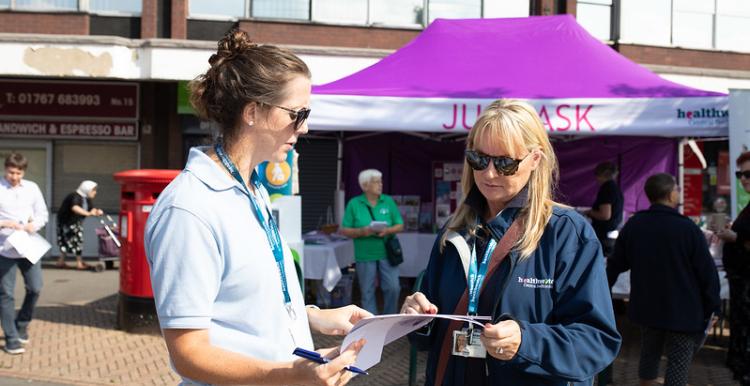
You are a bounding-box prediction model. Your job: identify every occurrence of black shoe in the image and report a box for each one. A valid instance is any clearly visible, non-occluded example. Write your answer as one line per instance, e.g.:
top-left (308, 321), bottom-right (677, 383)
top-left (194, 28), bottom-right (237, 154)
top-left (3, 340), bottom-right (24, 355)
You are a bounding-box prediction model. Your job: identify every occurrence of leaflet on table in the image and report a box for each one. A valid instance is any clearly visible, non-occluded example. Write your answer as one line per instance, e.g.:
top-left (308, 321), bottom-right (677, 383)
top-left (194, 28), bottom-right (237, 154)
top-left (341, 314), bottom-right (491, 372)
top-left (5, 231), bottom-right (51, 264)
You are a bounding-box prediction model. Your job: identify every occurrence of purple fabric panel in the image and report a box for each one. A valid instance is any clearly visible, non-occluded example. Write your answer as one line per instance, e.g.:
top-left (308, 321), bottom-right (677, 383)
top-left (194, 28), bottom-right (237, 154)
top-left (344, 134), bottom-right (677, 221)
top-left (554, 137), bottom-right (678, 218)
top-left (314, 15), bottom-right (723, 99)
top-left (343, 133), bottom-right (464, 202)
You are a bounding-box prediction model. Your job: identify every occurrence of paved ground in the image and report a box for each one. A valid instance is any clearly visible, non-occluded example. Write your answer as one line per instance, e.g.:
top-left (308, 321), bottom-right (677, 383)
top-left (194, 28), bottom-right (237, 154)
top-left (0, 264), bottom-right (740, 385)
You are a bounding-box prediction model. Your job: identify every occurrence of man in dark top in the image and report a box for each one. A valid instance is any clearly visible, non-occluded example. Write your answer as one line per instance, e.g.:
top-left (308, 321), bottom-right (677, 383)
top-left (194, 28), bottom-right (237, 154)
top-left (586, 161), bottom-right (624, 257)
top-left (607, 173), bottom-right (720, 386)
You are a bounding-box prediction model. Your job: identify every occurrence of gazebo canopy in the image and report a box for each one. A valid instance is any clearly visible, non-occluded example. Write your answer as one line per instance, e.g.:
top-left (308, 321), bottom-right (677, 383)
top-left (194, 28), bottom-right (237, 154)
top-left (311, 15), bottom-right (728, 137)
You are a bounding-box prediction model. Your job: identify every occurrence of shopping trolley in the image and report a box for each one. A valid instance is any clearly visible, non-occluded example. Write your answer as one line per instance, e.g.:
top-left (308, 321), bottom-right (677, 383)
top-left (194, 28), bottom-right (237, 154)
top-left (93, 215), bottom-right (121, 272)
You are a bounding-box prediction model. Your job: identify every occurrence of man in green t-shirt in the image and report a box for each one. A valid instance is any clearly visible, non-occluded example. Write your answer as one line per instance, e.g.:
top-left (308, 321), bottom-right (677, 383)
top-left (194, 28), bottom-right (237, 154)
top-left (340, 169), bottom-right (404, 314)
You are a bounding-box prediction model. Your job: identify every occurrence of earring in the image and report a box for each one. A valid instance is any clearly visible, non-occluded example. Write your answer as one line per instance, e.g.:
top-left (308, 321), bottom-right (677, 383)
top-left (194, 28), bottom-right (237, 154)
top-left (248, 121), bottom-right (254, 126)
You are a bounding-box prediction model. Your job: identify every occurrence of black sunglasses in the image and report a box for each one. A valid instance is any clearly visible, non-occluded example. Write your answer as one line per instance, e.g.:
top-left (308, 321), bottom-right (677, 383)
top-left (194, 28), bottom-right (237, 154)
top-left (736, 170), bottom-right (750, 179)
top-left (465, 150), bottom-right (528, 176)
top-left (268, 103), bottom-right (311, 131)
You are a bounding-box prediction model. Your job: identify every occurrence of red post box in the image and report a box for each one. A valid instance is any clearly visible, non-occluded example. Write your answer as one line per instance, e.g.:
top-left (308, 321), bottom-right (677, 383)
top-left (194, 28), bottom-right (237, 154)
top-left (113, 169), bottom-right (179, 331)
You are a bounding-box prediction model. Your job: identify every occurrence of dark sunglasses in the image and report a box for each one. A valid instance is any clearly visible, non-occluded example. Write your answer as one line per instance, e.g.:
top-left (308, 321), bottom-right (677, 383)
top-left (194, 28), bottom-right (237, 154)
top-left (465, 150), bottom-right (528, 176)
top-left (736, 170), bottom-right (750, 179)
top-left (268, 103), bottom-right (311, 131)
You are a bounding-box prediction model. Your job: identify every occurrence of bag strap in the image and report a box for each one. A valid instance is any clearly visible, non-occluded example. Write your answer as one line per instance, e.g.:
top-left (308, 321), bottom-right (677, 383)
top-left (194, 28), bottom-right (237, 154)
top-left (433, 220), bottom-right (522, 386)
top-left (364, 203), bottom-right (376, 221)
top-left (445, 231), bottom-right (471, 281)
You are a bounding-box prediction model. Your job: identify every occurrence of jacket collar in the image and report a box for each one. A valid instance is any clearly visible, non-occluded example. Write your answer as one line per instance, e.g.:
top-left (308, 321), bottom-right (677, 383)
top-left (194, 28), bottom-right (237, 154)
top-left (464, 184), bottom-right (528, 239)
top-left (184, 146), bottom-right (240, 192)
top-left (648, 203), bottom-right (680, 214)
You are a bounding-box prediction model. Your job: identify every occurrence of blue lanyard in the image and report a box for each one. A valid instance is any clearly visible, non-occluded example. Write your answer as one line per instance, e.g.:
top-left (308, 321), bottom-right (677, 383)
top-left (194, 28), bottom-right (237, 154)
top-left (467, 236), bottom-right (497, 315)
top-left (214, 143), bottom-right (295, 320)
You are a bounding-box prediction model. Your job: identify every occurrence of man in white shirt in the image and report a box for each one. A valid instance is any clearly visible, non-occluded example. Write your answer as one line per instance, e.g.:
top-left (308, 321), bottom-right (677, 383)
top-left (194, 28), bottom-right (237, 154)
top-left (0, 152), bottom-right (48, 355)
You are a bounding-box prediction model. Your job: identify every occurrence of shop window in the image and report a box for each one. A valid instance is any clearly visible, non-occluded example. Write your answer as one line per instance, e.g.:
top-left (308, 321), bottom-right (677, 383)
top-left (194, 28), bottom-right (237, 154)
top-left (53, 142), bottom-right (138, 213)
top-left (189, 0), bottom-right (245, 19)
top-left (428, 0), bottom-right (481, 22)
top-left (370, 0), bottom-right (424, 27)
top-left (0, 0), bottom-right (8, 8)
top-left (89, 0), bottom-right (141, 15)
top-left (312, 0), bottom-right (368, 25)
top-left (483, 0), bottom-right (529, 18)
top-left (14, 0), bottom-right (76, 11)
top-left (576, 0), bottom-right (613, 41)
top-left (253, 0), bottom-right (309, 20)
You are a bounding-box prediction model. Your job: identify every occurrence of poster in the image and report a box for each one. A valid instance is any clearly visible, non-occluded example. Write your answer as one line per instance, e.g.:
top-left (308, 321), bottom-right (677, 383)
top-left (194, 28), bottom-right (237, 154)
top-left (433, 162), bottom-right (464, 228)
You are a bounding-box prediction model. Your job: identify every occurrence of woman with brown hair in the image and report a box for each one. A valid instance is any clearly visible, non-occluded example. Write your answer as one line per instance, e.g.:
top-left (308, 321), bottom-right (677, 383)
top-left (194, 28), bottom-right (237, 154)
top-left (144, 29), bottom-right (367, 385)
top-left (401, 99), bottom-right (620, 385)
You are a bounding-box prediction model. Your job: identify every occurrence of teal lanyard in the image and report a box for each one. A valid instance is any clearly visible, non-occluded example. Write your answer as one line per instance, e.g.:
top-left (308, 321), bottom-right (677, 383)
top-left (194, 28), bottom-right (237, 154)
top-left (467, 236), bottom-right (497, 316)
top-left (214, 143), bottom-right (295, 320)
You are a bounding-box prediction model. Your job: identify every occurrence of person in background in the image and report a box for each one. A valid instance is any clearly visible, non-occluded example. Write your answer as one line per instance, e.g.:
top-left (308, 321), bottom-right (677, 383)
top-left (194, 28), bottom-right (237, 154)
top-left (585, 161), bottom-right (624, 257)
top-left (144, 28), bottom-right (367, 385)
top-left (717, 151), bottom-right (750, 385)
top-left (401, 99), bottom-right (620, 385)
top-left (340, 169), bottom-right (404, 315)
top-left (0, 152), bottom-right (48, 355)
top-left (56, 180), bottom-right (103, 269)
top-left (607, 173), bottom-right (720, 386)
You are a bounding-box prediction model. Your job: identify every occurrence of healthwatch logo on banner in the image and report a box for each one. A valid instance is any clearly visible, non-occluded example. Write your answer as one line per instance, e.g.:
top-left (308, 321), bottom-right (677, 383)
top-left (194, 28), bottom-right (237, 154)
top-left (677, 107), bottom-right (728, 127)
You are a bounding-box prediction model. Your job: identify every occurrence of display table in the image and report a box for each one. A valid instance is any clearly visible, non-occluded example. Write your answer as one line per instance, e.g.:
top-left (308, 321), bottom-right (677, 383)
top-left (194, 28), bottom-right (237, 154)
top-left (303, 240), bottom-right (355, 292)
top-left (397, 232), bottom-right (436, 278)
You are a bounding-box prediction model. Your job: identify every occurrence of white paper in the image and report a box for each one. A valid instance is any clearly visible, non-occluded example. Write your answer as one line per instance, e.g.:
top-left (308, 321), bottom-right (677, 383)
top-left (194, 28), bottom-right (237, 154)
top-left (341, 314), bottom-right (491, 371)
top-left (5, 231), bottom-right (51, 264)
top-left (369, 221), bottom-right (388, 232)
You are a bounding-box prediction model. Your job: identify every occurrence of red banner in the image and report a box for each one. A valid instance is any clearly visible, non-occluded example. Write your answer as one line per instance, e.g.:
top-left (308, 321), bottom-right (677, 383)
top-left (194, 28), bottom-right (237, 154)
top-left (683, 142), bottom-right (704, 217)
top-left (0, 120), bottom-right (138, 140)
top-left (0, 80), bottom-right (138, 119)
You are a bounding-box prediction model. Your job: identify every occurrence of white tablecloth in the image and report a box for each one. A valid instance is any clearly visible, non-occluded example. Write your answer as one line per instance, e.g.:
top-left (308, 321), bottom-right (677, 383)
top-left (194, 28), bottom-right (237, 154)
top-left (303, 240), bottom-right (354, 292)
top-left (397, 232), bottom-right (436, 278)
top-left (611, 269), bottom-right (730, 300)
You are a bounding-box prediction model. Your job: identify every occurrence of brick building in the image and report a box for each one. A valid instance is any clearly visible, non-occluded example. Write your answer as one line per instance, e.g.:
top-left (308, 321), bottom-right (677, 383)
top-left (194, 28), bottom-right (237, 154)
top-left (0, 0), bottom-right (748, 246)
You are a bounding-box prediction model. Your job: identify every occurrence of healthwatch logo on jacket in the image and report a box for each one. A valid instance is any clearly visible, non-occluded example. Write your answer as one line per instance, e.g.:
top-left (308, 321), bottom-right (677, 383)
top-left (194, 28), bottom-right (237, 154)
top-left (517, 276), bottom-right (554, 289)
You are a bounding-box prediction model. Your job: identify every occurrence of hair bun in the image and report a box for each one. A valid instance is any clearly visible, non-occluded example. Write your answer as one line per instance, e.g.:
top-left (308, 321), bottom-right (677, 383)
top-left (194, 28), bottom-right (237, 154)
top-left (209, 28), bottom-right (256, 67)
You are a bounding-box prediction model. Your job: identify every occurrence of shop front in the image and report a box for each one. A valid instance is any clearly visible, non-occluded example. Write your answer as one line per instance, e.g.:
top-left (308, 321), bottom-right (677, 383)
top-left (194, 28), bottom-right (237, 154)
top-left (0, 78), bottom-right (140, 257)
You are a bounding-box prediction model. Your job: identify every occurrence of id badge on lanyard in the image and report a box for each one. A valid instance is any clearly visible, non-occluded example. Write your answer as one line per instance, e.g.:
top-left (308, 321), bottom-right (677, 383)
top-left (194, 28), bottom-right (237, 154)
top-left (215, 144), bottom-right (297, 322)
top-left (452, 236), bottom-right (497, 358)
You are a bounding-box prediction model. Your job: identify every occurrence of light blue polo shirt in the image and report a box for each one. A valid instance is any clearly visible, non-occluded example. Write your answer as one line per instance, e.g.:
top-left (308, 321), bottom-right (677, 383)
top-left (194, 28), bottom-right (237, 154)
top-left (144, 147), bottom-right (313, 383)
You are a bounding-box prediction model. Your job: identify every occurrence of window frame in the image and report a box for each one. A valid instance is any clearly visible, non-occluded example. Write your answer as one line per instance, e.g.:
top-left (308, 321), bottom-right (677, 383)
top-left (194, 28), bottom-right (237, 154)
top-left (2, 0), bottom-right (142, 16)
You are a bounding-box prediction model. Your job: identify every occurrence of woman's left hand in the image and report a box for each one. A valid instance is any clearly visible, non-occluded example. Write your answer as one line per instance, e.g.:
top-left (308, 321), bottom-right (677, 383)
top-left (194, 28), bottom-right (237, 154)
top-left (307, 305), bottom-right (373, 336)
top-left (480, 320), bottom-right (522, 361)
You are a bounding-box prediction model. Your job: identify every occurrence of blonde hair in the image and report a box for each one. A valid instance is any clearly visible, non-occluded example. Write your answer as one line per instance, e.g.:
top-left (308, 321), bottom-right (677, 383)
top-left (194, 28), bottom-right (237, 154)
top-left (440, 99), bottom-right (560, 259)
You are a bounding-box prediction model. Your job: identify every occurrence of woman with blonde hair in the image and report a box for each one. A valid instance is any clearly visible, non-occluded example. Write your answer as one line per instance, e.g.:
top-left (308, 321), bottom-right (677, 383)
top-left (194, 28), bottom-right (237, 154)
top-left (402, 99), bottom-right (621, 385)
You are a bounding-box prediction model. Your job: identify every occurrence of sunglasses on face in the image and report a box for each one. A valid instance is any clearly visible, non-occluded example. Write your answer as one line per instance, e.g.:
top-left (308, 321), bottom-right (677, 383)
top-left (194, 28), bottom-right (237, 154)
top-left (736, 170), bottom-right (750, 179)
top-left (268, 103), bottom-right (311, 131)
top-left (465, 150), bottom-right (528, 176)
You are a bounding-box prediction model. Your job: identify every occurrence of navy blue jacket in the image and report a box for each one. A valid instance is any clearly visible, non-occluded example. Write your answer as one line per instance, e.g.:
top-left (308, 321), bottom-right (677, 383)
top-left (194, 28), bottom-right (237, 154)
top-left (412, 189), bottom-right (621, 386)
top-left (607, 204), bottom-right (721, 333)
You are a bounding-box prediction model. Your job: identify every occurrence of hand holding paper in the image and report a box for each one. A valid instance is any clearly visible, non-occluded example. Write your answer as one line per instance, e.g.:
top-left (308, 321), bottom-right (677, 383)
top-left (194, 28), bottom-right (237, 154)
top-left (5, 231), bottom-right (51, 264)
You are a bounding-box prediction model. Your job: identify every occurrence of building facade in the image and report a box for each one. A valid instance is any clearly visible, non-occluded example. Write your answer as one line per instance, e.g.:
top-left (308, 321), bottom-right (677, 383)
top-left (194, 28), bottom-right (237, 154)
top-left (0, 0), bottom-right (747, 240)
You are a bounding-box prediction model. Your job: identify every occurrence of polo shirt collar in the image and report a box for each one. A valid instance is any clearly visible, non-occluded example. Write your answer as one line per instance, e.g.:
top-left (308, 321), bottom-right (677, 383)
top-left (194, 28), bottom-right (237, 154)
top-left (184, 146), bottom-right (239, 192)
top-left (357, 194), bottom-right (384, 206)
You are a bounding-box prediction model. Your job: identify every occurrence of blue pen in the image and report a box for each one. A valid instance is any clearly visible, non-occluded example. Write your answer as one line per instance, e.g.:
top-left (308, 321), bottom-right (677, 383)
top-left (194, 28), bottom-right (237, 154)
top-left (292, 347), bottom-right (369, 375)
